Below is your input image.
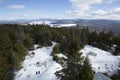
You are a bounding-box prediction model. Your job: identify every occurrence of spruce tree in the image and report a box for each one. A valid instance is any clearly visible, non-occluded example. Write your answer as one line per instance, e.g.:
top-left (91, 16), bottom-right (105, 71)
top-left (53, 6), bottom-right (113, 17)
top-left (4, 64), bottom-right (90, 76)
top-left (55, 38), bottom-right (84, 80)
top-left (80, 57), bottom-right (93, 80)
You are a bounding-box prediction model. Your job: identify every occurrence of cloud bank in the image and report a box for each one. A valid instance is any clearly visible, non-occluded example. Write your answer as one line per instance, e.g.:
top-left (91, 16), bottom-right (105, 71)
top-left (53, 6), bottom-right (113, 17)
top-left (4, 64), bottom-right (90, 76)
top-left (66, 0), bottom-right (120, 20)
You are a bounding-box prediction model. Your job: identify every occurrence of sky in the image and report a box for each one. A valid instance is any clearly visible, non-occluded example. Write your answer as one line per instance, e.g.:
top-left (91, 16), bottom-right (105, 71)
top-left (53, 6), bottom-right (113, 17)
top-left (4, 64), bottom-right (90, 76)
top-left (0, 0), bottom-right (120, 20)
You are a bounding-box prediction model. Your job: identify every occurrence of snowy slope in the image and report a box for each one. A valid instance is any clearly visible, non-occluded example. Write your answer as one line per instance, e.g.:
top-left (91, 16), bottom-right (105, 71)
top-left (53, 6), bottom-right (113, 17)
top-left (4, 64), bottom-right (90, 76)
top-left (14, 44), bottom-right (120, 80)
top-left (14, 43), bottom-right (62, 80)
top-left (94, 72), bottom-right (112, 80)
top-left (80, 45), bottom-right (120, 75)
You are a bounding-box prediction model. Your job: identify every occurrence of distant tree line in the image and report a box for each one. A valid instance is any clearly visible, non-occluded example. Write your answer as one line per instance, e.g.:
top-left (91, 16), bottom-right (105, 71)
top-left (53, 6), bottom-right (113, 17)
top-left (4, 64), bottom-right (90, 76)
top-left (87, 30), bottom-right (120, 55)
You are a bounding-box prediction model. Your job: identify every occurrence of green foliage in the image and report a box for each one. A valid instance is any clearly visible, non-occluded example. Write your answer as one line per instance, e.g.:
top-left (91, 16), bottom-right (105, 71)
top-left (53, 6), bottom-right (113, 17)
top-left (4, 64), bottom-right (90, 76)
top-left (51, 44), bottom-right (59, 56)
top-left (23, 34), bottom-right (34, 50)
top-left (13, 43), bottom-right (27, 69)
top-left (0, 55), bottom-right (13, 80)
top-left (53, 55), bottom-right (63, 64)
top-left (55, 37), bottom-right (93, 80)
top-left (0, 32), bottom-right (13, 54)
top-left (88, 30), bottom-right (120, 55)
top-left (80, 57), bottom-right (93, 80)
top-left (31, 25), bottom-right (52, 46)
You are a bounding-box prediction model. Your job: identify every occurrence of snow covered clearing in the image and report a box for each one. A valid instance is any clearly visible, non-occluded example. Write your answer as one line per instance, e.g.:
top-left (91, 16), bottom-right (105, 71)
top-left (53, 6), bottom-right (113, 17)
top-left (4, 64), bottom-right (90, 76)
top-left (14, 42), bottom-right (62, 80)
top-left (14, 43), bottom-right (120, 80)
top-left (80, 45), bottom-right (120, 75)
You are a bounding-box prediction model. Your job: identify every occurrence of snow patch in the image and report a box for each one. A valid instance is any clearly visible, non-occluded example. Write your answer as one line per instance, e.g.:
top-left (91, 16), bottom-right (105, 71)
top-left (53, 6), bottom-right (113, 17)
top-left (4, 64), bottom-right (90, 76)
top-left (56, 53), bottom-right (68, 59)
top-left (80, 45), bottom-right (120, 75)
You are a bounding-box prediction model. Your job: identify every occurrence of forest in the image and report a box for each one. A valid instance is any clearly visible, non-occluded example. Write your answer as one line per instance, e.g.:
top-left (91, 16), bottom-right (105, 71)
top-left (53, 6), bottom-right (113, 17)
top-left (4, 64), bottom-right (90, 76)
top-left (0, 24), bottom-right (120, 80)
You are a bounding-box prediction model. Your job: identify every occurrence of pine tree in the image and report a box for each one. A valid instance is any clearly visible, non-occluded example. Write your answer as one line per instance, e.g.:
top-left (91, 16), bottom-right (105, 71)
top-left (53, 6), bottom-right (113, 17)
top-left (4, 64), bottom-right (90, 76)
top-left (56, 53), bottom-right (83, 80)
top-left (23, 34), bottom-right (34, 50)
top-left (51, 44), bottom-right (59, 56)
top-left (80, 57), bottom-right (93, 80)
top-left (55, 38), bottom-right (84, 80)
top-left (0, 54), bottom-right (13, 80)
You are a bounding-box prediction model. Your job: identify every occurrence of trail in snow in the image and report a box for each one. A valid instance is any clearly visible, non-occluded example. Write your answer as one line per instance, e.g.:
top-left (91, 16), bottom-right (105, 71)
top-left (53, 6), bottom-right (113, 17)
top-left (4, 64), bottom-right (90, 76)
top-left (37, 61), bottom-right (53, 78)
top-left (14, 43), bottom-right (120, 80)
top-left (94, 72), bottom-right (112, 80)
top-left (14, 42), bottom-right (62, 80)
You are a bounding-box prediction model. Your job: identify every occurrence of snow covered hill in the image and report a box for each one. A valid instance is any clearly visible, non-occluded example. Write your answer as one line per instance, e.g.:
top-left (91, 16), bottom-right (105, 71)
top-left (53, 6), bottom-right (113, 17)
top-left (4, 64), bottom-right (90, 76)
top-left (14, 44), bottom-right (120, 80)
top-left (14, 43), bottom-right (62, 80)
top-left (80, 45), bottom-right (120, 76)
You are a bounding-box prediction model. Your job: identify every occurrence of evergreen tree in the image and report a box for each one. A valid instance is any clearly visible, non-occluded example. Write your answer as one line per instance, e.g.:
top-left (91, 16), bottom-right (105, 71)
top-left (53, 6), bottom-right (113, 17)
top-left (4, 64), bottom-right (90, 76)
top-left (80, 57), bottom-right (93, 80)
top-left (23, 34), bottom-right (34, 50)
top-left (55, 38), bottom-right (84, 80)
top-left (51, 44), bottom-right (59, 56)
top-left (0, 55), bottom-right (13, 80)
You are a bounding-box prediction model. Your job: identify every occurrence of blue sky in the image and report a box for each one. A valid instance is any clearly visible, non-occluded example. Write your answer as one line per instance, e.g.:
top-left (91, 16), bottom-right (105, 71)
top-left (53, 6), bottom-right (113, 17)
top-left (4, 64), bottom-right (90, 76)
top-left (0, 0), bottom-right (120, 20)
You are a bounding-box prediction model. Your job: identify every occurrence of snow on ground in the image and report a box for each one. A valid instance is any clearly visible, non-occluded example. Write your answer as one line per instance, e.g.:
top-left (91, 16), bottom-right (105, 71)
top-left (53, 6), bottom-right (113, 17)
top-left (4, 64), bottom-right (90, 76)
top-left (56, 53), bottom-right (68, 59)
top-left (14, 43), bottom-right (120, 80)
top-left (94, 72), bottom-right (112, 80)
top-left (14, 42), bottom-right (62, 80)
top-left (80, 45), bottom-right (120, 75)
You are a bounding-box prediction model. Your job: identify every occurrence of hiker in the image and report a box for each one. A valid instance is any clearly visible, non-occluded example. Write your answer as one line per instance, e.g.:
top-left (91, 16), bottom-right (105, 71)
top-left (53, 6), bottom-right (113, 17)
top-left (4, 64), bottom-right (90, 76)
top-left (38, 71), bottom-right (40, 74)
top-left (36, 71), bottom-right (38, 75)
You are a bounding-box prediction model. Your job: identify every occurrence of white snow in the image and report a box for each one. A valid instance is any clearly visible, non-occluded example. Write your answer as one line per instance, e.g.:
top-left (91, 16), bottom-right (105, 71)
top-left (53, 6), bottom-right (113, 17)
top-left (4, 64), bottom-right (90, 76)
top-left (14, 43), bottom-right (120, 80)
top-left (34, 45), bottom-right (39, 49)
top-left (94, 72), bottom-right (112, 80)
top-left (14, 42), bottom-right (62, 80)
top-left (56, 53), bottom-right (68, 59)
top-left (80, 45), bottom-right (120, 75)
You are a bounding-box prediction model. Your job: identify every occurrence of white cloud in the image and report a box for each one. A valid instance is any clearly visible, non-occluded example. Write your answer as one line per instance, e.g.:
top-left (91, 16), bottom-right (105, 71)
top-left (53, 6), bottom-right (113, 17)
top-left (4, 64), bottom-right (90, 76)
top-left (67, 0), bottom-right (103, 16)
top-left (92, 10), bottom-right (107, 15)
top-left (8, 14), bottom-right (49, 20)
top-left (66, 0), bottom-right (120, 20)
top-left (7, 10), bottom-right (49, 20)
top-left (92, 7), bottom-right (120, 15)
top-left (91, 7), bottom-right (120, 20)
top-left (105, 0), bottom-right (113, 3)
top-left (105, 0), bottom-right (119, 3)
top-left (113, 7), bottom-right (120, 13)
top-left (7, 5), bottom-right (25, 9)
top-left (65, 0), bottom-right (104, 18)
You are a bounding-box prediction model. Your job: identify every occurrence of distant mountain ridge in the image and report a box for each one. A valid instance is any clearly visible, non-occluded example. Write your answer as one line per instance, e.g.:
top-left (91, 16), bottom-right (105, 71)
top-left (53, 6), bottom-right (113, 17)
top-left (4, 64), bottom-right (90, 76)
top-left (0, 19), bottom-right (120, 35)
top-left (52, 19), bottom-right (120, 35)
